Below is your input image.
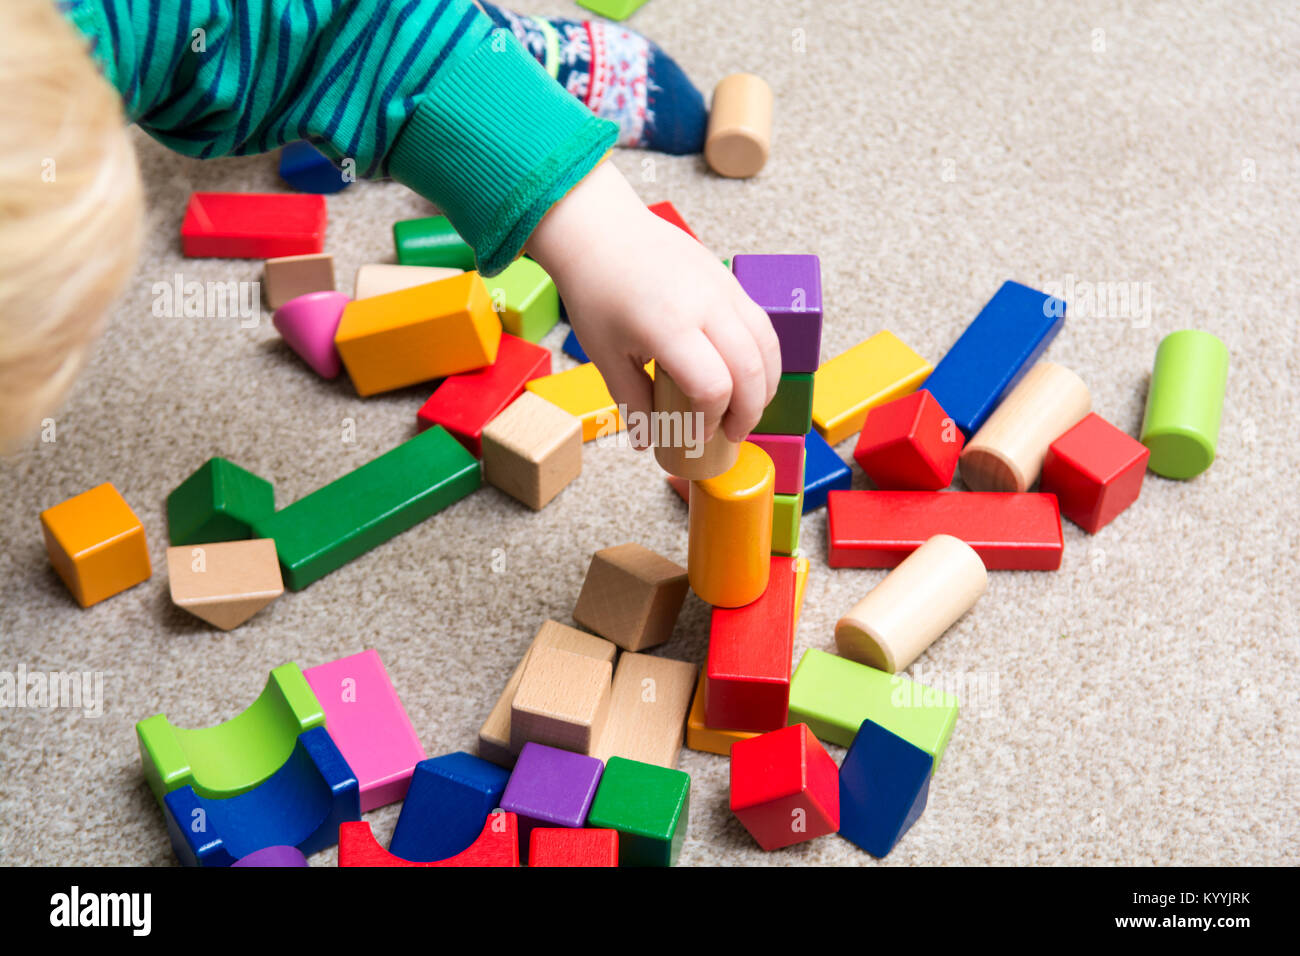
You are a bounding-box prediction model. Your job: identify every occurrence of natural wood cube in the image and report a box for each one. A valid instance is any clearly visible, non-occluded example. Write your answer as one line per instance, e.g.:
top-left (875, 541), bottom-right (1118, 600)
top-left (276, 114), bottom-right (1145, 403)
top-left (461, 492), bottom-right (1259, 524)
top-left (263, 253), bottom-right (335, 310)
top-left (166, 538), bottom-right (284, 630)
top-left (40, 483), bottom-right (151, 607)
top-left (510, 647), bottom-right (612, 755)
top-left (481, 391), bottom-right (582, 509)
top-left (573, 543), bottom-right (688, 651)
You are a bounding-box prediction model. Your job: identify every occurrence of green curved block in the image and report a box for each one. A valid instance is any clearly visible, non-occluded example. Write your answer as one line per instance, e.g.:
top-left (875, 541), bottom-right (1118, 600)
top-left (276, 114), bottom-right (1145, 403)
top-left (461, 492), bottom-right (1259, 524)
top-left (167, 457), bottom-right (275, 546)
top-left (1140, 329), bottom-right (1229, 480)
top-left (137, 663), bottom-right (325, 805)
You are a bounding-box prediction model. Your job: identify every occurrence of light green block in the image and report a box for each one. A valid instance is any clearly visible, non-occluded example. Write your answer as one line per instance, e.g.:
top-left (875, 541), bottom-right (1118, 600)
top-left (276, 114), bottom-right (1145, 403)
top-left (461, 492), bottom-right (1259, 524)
top-left (788, 649), bottom-right (959, 772)
top-left (487, 258), bottom-right (560, 343)
top-left (577, 0), bottom-right (649, 21)
top-left (1139, 329), bottom-right (1229, 479)
top-left (772, 490), bottom-right (803, 555)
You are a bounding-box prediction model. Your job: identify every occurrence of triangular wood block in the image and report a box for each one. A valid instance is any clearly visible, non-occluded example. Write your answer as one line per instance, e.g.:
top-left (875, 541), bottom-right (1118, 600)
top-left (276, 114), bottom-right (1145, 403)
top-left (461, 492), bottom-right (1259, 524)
top-left (167, 538), bottom-right (284, 631)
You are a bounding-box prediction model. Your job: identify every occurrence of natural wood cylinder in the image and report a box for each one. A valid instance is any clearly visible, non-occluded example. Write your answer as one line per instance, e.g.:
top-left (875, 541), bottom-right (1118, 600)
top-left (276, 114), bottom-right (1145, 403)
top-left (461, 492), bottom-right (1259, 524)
top-left (960, 361), bottom-right (1091, 492)
top-left (687, 442), bottom-right (774, 607)
top-left (705, 73), bottom-right (773, 179)
top-left (653, 369), bottom-right (740, 480)
top-left (834, 534), bottom-right (987, 673)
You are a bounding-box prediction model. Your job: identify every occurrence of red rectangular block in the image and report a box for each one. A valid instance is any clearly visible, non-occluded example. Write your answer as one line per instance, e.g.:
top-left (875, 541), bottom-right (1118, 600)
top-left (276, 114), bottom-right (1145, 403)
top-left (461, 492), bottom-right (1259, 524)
top-left (827, 489), bottom-right (1063, 570)
top-left (417, 334), bottom-right (551, 457)
top-left (1041, 413), bottom-right (1149, 533)
top-left (181, 192), bottom-right (327, 258)
top-left (706, 556), bottom-right (797, 732)
top-left (528, 828), bottom-right (619, 867)
top-left (337, 814), bottom-right (519, 867)
top-left (648, 201), bottom-right (701, 242)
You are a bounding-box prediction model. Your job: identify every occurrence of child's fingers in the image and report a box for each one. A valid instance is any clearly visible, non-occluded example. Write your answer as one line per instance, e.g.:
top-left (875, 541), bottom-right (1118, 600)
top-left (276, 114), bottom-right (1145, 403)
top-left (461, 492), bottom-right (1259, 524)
top-left (655, 330), bottom-right (733, 442)
top-left (733, 297), bottom-right (782, 408)
top-left (594, 351), bottom-right (655, 450)
top-left (704, 317), bottom-right (768, 442)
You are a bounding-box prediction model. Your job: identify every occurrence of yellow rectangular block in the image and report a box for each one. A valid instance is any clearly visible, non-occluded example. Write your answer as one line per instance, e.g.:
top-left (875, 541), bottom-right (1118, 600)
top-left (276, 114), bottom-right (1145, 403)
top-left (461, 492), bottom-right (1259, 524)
top-left (334, 272), bottom-right (501, 396)
top-left (794, 555), bottom-right (810, 628)
top-left (40, 483), bottom-right (151, 607)
top-left (685, 671), bottom-right (757, 756)
top-left (812, 331), bottom-right (932, 445)
top-left (525, 362), bottom-right (622, 442)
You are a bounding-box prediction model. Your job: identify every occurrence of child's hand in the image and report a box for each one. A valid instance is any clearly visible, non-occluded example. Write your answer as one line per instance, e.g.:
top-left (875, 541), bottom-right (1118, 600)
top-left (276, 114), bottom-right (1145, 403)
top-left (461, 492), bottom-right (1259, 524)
top-left (525, 162), bottom-right (781, 449)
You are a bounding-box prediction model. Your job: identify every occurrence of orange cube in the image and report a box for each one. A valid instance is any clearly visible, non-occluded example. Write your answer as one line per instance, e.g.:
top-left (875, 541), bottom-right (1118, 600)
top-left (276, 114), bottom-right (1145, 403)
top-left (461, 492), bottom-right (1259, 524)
top-left (40, 483), bottom-right (151, 607)
top-left (333, 272), bottom-right (501, 396)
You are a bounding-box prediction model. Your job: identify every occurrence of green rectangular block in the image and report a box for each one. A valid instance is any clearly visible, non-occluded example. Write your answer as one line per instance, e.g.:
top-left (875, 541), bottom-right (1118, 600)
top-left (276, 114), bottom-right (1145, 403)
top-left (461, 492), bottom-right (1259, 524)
top-left (167, 457), bottom-right (275, 546)
top-left (393, 215), bottom-right (476, 270)
top-left (755, 373), bottom-right (814, 435)
top-left (788, 649), bottom-right (959, 772)
top-left (253, 426), bottom-right (481, 590)
top-left (586, 756), bottom-right (690, 867)
top-left (486, 258), bottom-right (559, 343)
top-left (772, 490), bottom-right (804, 555)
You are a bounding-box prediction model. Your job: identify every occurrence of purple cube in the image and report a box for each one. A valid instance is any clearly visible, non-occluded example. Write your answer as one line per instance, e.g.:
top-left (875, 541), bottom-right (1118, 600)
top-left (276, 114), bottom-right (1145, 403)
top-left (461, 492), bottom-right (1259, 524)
top-left (732, 254), bottom-right (823, 373)
top-left (499, 743), bottom-right (604, 862)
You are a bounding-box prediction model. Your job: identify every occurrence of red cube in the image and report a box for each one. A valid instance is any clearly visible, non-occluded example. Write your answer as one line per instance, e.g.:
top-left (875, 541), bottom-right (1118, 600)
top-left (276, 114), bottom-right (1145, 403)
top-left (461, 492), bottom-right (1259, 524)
top-left (730, 724), bottom-right (840, 850)
top-left (854, 390), bottom-right (963, 490)
top-left (1041, 413), bottom-right (1149, 533)
top-left (528, 828), bottom-right (619, 867)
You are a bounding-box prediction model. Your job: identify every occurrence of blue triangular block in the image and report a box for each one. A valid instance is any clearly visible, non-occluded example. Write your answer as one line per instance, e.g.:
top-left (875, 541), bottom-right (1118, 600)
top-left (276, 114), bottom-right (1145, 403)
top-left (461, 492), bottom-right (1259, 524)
top-left (838, 719), bottom-right (933, 858)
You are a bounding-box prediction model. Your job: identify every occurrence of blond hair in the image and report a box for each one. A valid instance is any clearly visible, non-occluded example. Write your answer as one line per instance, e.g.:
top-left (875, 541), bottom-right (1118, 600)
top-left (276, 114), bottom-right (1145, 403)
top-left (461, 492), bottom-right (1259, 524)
top-left (0, 0), bottom-right (143, 451)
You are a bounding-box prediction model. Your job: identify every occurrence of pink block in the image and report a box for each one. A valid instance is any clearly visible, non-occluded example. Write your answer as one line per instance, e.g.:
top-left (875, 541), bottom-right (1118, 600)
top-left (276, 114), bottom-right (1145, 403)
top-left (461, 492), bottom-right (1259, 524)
top-left (272, 290), bottom-right (349, 379)
top-left (303, 648), bottom-right (426, 812)
top-left (747, 434), bottom-right (806, 494)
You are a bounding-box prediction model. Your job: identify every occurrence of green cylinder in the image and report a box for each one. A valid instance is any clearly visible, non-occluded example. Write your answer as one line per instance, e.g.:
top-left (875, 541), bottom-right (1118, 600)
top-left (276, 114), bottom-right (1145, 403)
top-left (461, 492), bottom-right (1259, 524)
top-left (1140, 330), bottom-right (1229, 479)
top-left (392, 215), bottom-right (476, 270)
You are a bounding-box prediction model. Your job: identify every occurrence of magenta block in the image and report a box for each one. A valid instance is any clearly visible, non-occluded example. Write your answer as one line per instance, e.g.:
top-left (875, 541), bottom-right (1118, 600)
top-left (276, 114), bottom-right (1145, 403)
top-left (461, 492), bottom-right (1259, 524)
top-left (499, 743), bottom-right (603, 863)
top-left (747, 433), bottom-right (806, 494)
top-left (231, 845), bottom-right (309, 867)
top-left (732, 254), bottom-right (823, 373)
top-left (272, 290), bottom-right (349, 378)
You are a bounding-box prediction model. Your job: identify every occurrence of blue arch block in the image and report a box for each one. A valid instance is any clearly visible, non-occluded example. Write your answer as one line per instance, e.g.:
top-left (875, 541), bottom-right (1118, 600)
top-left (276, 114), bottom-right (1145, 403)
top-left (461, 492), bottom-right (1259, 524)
top-left (163, 727), bottom-right (359, 866)
top-left (802, 428), bottom-right (852, 513)
top-left (839, 719), bottom-right (933, 858)
top-left (279, 142), bottom-right (352, 194)
top-left (390, 752), bottom-right (511, 862)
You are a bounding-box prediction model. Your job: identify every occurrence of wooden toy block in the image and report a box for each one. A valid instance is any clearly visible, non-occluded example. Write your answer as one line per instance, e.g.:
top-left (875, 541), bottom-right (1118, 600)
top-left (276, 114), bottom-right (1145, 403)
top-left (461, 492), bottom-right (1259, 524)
top-left (529, 828), bottom-right (619, 867)
top-left (167, 457), bottom-right (275, 546)
top-left (960, 362), bottom-right (1091, 493)
top-left (392, 215), bottom-right (476, 270)
top-left (1140, 329), bottom-right (1230, 479)
top-left (812, 330), bottom-right (932, 445)
top-left (500, 743), bottom-right (605, 861)
top-left (264, 253), bottom-right (335, 310)
top-left (41, 482), bottom-right (151, 608)
top-left (162, 726), bottom-right (358, 866)
top-left (653, 368), bottom-right (740, 480)
top-left (562, 327), bottom-right (590, 363)
top-left (730, 724), bottom-right (840, 851)
top-left (586, 756), bottom-right (690, 867)
top-left (271, 291), bottom-right (349, 379)
top-left (511, 647), bottom-right (612, 755)
top-left (1041, 413), bottom-right (1149, 533)
top-left (339, 813), bottom-right (519, 867)
top-left (595, 652), bottom-right (697, 768)
top-left (417, 333), bottom-right (552, 457)
top-left (771, 490), bottom-right (803, 555)
top-left (302, 649), bottom-right (427, 811)
top-left (827, 489), bottom-right (1063, 571)
top-left (480, 391), bottom-right (583, 510)
top-left (685, 671), bottom-right (758, 756)
top-left (647, 201), bottom-right (701, 241)
top-left (802, 428), bottom-right (852, 512)
top-left (136, 662), bottom-right (324, 804)
top-left (788, 649), bottom-right (958, 768)
top-left (181, 192), bottom-right (326, 258)
top-left (747, 433), bottom-right (805, 495)
top-left (389, 753), bottom-right (510, 862)
top-left (278, 141), bottom-right (350, 194)
top-left (572, 542), bottom-right (689, 652)
top-left (252, 425), bottom-right (480, 590)
top-left (707, 555), bottom-right (797, 732)
top-left (854, 389), bottom-right (964, 491)
top-left (921, 280), bottom-right (1065, 437)
top-left (525, 362), bottom-right (622, 442)
top-left (231, 845), bottom-right (309, 867)
top-left (486, 257), bottom-right (560, 343)
top-left (687, 441), bottom-right (775, 607)
top-left (334, 272), bottom-right (501, 396)
top-left (576, 0), bottom-right (649, 21)
top-left (754, 372), bottom-right (815, 435)
top-left (478, 621), bottom-right (617, 767)
top-left (354, 263), bottom-right (463, 299)
top-left (705, 73), bottom-right (773, 179)
top-left (839, 719), bottom-right (933, 858)
top-left (731, 254), bottom-right (823, 373)
top-left (835, 534), bottom-right (987, 673)
top-left (166, 539), bottom-right (283, 631)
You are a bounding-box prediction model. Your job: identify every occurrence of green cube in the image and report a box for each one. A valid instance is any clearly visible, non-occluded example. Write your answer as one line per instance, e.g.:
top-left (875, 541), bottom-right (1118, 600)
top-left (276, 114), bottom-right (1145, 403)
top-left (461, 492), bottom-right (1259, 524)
top-left (393, 216), bottom-right (476, 270)
top-left (252, 425), bottom-right (481, 590)
top-left (772, 490), bottom-right (804, 555)
top-left (576, 0), bottom-right (649, 21)
top-left (755, 373), bottom-right (814, 435)
top-left (167, 457), bottom-right (275, 546)
top-left (788, 649), bottom-right (959, 771)
top-left (586, 756), bottom-right (690, 867)
top-left (486, 258), bottom-right (559, 343)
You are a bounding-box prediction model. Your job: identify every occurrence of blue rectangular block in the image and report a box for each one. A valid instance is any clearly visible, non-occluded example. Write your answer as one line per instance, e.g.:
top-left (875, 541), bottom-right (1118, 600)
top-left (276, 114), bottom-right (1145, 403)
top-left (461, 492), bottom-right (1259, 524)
top-left (802, 428), bottom-right (852, 513)
top-left (389, 752), bottom-right (511, 862)
top-left (921, 281), bottom-right (1065, 436)
top-left (562, 328), bottom-right (589, 363)
top-left (839, 719), bottom-right (932, 858)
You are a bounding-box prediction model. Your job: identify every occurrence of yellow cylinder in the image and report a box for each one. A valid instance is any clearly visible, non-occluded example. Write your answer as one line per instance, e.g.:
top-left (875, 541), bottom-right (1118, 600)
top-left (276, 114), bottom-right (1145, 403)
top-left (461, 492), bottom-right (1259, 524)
top-left (688, 442), bottom-right (774, 607)
top-left (705, 73), bottom-right (773, 179)
top-left (653, 368), bottom-right (740, 480)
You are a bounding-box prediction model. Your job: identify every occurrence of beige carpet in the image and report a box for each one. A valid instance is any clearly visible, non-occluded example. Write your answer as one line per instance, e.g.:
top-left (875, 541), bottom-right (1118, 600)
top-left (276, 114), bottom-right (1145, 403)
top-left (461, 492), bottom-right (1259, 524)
top-left (2, 0), bottom-right (1297, 866)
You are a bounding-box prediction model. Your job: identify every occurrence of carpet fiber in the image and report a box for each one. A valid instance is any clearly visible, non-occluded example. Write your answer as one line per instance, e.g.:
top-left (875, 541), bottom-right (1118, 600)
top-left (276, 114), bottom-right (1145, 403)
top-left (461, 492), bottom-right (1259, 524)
top-left (2, 0), bottom-right (1297, 866)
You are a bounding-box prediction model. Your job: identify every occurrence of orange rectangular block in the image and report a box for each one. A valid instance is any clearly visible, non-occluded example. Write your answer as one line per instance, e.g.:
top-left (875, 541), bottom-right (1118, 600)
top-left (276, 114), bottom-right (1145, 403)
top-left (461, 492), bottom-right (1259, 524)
top-left (334, 273), bottom-right (501, 396)
top-left (40, 483), bottom-right (151, 607)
